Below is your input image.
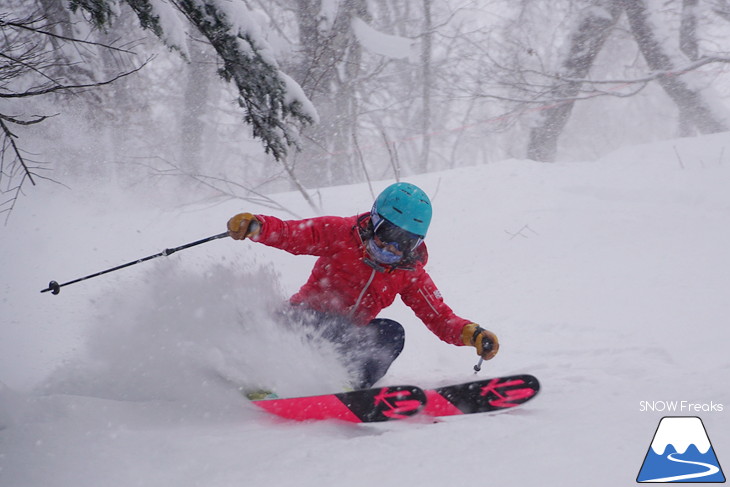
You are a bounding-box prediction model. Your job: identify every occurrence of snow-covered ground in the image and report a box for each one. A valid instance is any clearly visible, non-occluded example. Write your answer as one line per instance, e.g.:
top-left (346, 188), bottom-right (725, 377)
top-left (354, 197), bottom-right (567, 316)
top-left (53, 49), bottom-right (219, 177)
top-left (1, 133), bottom-right (729, 486)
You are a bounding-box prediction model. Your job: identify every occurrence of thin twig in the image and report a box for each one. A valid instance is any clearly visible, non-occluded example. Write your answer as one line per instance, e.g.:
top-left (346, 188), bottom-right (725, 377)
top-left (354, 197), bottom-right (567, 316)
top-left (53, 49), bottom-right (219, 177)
top-left (0, 17), bottom-right (136, 54)
top-left (0, 58), bottom-right (152, 98)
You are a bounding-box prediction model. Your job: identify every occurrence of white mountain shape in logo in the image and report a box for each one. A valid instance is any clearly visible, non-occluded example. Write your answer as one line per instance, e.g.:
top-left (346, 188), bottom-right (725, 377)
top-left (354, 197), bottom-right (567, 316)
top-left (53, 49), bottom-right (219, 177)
top-left (638, 416), bottom-right (725, 483)
top-left (651, 417), bottom-right (711, 455)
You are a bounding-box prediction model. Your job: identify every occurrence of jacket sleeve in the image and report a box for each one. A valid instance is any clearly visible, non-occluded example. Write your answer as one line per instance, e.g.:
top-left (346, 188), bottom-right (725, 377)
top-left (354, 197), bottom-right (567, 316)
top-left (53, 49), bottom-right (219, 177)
top-left (252, 214), bottom-right (351, 256)
top-left (400, 269), bottom-right (471, 346)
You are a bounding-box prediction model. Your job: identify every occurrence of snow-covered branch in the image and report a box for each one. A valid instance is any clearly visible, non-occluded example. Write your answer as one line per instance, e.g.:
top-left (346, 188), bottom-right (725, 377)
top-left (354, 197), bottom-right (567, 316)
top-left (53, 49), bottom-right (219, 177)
top-left (71, 0), bottom-right (318, 161)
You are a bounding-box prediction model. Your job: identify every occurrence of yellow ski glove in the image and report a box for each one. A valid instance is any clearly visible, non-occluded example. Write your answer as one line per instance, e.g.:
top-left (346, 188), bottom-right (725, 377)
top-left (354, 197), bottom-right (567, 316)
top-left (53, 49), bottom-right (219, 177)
top-left (227, 213), bottom-right (262, 240)
top-left (461, 323), bottom-right (499, 360)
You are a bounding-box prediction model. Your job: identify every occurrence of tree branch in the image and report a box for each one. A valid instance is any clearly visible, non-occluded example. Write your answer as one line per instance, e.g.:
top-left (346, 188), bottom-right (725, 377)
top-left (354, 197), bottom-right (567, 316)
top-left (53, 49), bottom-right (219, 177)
top-left (0, 118), bottom-right (36, 186)
top-left (0, 16), bottom-right (136, 55)
top-left (0, 57), bottom-right (152, 98)
top-left (138, 156), bottom-right (309, 217)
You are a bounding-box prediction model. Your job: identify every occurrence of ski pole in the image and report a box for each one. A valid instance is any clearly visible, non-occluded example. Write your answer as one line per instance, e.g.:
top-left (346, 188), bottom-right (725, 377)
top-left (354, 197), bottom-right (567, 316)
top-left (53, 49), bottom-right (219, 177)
top-left (473, 357), bottom-right (484, 374)
top-left (40, 231), bottom-right (230, 295)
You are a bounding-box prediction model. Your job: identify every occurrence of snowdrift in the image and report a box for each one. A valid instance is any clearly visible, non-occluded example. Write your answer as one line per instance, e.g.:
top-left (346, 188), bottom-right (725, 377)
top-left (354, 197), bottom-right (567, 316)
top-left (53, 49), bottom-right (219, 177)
top-left (1, 134), bottom-right (729, 486)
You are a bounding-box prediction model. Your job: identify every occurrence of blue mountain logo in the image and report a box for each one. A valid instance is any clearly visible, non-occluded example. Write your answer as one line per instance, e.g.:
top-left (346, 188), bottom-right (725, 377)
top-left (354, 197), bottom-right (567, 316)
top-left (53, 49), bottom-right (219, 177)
top-left (637, 416), bottom-right (725, 483)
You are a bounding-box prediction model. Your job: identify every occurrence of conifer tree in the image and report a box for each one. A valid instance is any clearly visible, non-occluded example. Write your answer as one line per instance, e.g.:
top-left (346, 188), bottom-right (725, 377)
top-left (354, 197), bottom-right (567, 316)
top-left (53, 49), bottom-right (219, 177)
top-left (69, 0), bottom-right (316, 161)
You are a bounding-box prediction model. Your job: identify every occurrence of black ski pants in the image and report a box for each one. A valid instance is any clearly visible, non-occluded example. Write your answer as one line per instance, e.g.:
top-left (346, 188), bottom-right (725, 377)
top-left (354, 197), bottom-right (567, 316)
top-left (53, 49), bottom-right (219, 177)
top-left (279, 306), bottom-right (405, 389)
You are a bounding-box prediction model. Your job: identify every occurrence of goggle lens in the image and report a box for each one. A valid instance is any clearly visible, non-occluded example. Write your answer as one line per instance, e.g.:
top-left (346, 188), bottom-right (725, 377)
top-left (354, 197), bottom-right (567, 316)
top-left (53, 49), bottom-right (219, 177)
top-left (372, 214), bottom-right (423, 252)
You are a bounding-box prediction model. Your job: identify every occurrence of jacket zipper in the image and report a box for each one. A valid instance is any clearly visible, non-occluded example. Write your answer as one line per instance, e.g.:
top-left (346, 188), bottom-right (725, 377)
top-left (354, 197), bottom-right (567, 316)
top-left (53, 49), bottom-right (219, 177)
top-left (348, 267), bottom-right (377, 320)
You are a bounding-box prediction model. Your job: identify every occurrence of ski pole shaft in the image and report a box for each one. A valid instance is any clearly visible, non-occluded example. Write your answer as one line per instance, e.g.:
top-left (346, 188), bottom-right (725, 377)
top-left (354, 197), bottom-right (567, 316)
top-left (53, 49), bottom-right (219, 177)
top-left (473, 357), bottom-right (484, 374)
top-left (41, 231), bottom-right (230, 295)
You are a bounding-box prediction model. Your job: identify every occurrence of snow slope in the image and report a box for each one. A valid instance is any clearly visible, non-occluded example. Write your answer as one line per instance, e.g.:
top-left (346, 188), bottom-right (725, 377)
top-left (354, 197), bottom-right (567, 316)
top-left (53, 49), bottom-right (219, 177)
top-left (1, 133), bottom-right (729, 486)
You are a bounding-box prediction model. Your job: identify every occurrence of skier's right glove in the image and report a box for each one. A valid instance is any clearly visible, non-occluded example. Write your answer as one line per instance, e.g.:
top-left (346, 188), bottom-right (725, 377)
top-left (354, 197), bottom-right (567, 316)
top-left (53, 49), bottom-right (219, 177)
top-left (461, 323), bottom-right (499, 360)
top-left (227, 213), bottom-right (262, 240)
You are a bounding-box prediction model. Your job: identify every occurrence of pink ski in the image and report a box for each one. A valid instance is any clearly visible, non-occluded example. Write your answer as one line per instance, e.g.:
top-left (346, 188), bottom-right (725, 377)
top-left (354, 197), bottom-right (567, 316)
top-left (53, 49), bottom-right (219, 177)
top-left (252, 375), bottom-right (539, 423)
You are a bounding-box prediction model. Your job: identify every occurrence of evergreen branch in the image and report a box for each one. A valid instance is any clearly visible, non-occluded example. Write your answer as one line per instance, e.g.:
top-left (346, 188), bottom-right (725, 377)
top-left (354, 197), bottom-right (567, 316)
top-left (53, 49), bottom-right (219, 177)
top-left (170, 0), bottom-right (314, 160)
top-left (69, 0), bottom-right (315, 161)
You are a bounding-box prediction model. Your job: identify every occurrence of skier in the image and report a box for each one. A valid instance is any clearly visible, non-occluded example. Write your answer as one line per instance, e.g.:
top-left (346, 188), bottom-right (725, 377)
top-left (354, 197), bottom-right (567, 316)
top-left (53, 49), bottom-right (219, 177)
top-left (227, 182), bottom-right (498, 390)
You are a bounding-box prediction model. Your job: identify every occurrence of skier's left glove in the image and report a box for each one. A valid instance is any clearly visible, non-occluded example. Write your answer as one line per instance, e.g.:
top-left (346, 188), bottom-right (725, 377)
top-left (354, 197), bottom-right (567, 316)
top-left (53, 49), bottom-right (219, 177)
top-left (461, 323), bottom-right (499, 360)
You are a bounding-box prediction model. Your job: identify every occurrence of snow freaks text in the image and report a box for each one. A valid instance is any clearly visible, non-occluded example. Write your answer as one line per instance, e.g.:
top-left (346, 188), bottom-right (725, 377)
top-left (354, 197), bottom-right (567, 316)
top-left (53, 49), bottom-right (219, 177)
top-left (639, 401), bottom-right (724, 413)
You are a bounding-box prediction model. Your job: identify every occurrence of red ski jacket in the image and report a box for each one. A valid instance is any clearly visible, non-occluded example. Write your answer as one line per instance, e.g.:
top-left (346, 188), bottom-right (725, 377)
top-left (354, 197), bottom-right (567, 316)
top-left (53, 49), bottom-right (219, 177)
top-left (252, 213), bottom-right (471, 346)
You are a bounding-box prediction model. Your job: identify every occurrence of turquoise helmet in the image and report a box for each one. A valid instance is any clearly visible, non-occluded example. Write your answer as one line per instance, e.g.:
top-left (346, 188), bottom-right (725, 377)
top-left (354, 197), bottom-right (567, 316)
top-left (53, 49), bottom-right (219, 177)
top-left (371, 182), bottom-right (432, 237)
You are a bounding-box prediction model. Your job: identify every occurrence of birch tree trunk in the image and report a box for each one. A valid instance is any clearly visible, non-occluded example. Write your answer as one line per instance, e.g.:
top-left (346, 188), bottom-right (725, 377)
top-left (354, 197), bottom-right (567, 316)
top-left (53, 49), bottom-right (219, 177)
top-left (181, 39), bottom-right (211, 172)
top-left (621, 0), bottom-right (727, 135)
top-left (419, 0), bottom-right (433, 173)
top-left (291, 0), bottom-right (369, 186)
top-left (678, 0), bottom-right (699, 135)
top-left (680, 0), bottom-right (699, 61)
top-left (526, 2), bottom-right (622, 162)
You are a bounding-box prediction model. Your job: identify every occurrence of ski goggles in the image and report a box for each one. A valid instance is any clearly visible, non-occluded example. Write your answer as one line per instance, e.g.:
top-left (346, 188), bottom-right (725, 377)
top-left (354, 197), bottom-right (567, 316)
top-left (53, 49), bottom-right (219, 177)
top-left (371, 213), bottom-right (424, 253)
top-left (366, 238), bottom-right (402, 265)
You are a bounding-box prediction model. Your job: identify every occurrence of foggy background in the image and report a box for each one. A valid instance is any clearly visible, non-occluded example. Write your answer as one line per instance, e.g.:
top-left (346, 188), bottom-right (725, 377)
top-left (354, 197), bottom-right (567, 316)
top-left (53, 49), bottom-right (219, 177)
top-left (3, 0), bottom-right (730, 218)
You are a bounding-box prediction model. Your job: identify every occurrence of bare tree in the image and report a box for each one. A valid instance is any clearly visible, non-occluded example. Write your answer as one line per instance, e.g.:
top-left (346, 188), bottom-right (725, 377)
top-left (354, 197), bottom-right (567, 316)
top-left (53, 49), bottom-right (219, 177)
top-left (713, 0), bottom-right (730, 21)
top-left (680, 0), bottom-right (700, 61)
top-left (180, 36), bottom-right (213, 172)
top-left (0, 9), bottom-right (145, 220)
top-left (419, 0), bottom-right (433, 173)
top-left (488, 0), bottom-right (729, 162)
top-left (527, 1), bottom-right (622, 162)
top-left (286, 0), bottom-right (371, 186)
top-left (621, 0), bottom-right (726, 137)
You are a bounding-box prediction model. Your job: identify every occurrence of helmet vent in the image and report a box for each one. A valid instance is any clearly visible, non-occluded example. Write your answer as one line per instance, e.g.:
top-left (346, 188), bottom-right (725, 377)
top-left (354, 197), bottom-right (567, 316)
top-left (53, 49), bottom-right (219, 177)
top-left (373, 182), bottom-right (431, 237)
